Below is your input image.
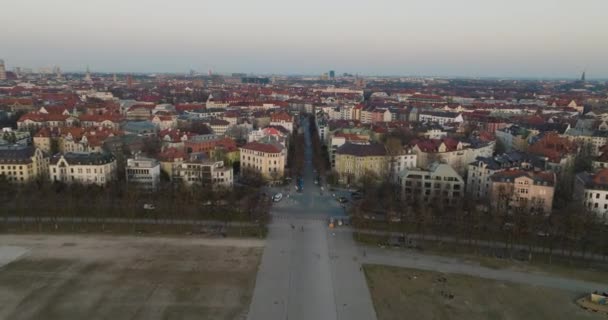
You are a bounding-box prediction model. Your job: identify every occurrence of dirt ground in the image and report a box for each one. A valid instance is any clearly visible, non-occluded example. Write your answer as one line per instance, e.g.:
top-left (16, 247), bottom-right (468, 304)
top-left (0, 235), bottom-right (263, 320)
top-left (364, 264), bottom-right (605, 320)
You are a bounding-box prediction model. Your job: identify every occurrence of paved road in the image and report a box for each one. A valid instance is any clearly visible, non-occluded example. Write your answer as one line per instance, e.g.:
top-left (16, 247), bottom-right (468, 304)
top-left (360, 242), bottom-right (608, 293)
top-left (355, 228), bottom-right (608, 262)
top-left (1, 216), bottom-right (256, 227)
top-left (247, 117), bottom-right (377, 320)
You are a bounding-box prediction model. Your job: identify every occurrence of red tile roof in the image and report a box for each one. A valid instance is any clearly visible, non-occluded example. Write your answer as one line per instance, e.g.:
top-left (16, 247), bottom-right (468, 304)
top-left (241, 141), bottom-right (283, 154)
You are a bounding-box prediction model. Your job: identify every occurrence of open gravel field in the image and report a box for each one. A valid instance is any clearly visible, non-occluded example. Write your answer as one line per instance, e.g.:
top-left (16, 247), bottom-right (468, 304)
top-left (0, 235), bottom-right (263, 320)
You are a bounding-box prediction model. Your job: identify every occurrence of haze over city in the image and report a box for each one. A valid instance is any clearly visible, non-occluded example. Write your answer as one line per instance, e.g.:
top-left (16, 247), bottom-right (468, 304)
top-left (2, 0), bottom-right (608, 78)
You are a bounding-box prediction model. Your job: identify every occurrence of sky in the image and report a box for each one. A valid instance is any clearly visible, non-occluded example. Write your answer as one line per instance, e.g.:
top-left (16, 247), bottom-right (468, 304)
top-left (1, 0), bottom-right (607, 78)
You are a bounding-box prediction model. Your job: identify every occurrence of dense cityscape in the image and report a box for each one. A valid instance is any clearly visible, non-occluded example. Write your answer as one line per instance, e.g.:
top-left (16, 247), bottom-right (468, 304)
top-left (2, 57), bottom-right (608, 319)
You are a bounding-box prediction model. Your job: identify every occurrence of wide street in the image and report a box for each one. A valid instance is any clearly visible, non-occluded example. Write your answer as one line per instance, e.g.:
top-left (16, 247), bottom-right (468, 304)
top-left (247, 117), bottom-right (378, 320)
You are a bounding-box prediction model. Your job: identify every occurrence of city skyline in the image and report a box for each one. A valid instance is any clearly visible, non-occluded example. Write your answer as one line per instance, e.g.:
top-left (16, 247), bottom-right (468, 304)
top-left (1, 0), bottom-right (607, 78)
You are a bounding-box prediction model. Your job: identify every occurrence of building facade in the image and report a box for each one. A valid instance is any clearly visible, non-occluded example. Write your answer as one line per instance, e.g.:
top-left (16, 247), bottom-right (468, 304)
top-left (173, 160), bottom-right (233, 189)
top-left (126, 157), bottom-right (161, 190)
top-left (49, 152), bottom-right (116, 186)
top-left (466, 152), bottom-right (545, 200)
top-left (489, 170), bottom-right (555, 215)
top-left (575, 169), bottom-right (608, 222)
top-left (397, 163), bottom-right (465, 207)
top-left (240, 141), bottom-right (285, 181)
top-left (0, 146), bottom-right (49, 183)
top-left (334, 143), bottom-right (388, 183)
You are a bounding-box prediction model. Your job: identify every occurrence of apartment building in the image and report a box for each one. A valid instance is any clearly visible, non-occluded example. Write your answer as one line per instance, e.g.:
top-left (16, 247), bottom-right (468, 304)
top-left (329, 133), bottom-right (369, 168)
top-left (397, 163), bottom-right (465, 207)
top-left (489, 169), bottom-right (555, 215)
top-left (575, 169), bottom-right (608, 222)
top-left (0, 146), bottom-right (49, 183)
top-left (206, 119), bottom-right (231, 136)
top-left (418, 111), bottom-right (463, 125)
top-left (49, 152), bottom-right (117, 186)
top-left (126, 157), bottom-right (161, 190)
top-left (240, 141), bottom-right (285, 181)
top-left (466, 151), bottom-right (545, 200)
top-left (495, 125), bottom-right (537, 152)
top-left (411, 138), bottom-right (494, 176)
top-left (270, 111), bottom-right (294, 133)
top-left (334, 143), bottom-right (388, 183)
top-left (173, 160), bottom-right (233, 189)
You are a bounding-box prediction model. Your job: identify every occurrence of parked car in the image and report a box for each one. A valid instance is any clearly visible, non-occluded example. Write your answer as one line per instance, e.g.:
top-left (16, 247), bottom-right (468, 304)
top-left (143, 203), bottom-right (156, 210)
top-left (338, 196), bottom-right (348, 203)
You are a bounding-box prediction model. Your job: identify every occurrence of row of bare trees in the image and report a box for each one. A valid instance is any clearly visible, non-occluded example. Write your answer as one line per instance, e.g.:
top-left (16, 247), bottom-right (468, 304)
top-left (308, 115), bottom-right (330, 176)
top-left (351, 181), bottom-right (608, 263)
top-left (0, 175), bottom-right (269, 234)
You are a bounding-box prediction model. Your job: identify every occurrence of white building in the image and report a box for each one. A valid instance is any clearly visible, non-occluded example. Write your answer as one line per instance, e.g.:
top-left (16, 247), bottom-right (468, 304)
top-left (418, 111), bottom-right (463, 125)
top-left (270, 111), bottom-right (294, 133)
top-left (126, 157), bottom-right (161, 191)
top-left (207, 119), bottom-right (231, 136)
top-left (411, 138), bottom-right (494, 176)
top-left (390, 153), bottom-right (418, 181)
top-left (575, 170), bottom-right (608, 222)
top-left (466, 152), bottom-right (544, 201)
top-left (173, 160), bottom-right (233, 189)
top-left (397, 163), bottom-right (465, 206)
top-left (315, 116), bottom-right (328, 144)
top-left (49, 152), bottom-right (116, 186)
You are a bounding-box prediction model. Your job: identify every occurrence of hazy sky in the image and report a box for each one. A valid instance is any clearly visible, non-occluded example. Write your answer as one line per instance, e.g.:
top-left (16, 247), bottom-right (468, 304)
top-left (2, 0), bottom-right (607, 78)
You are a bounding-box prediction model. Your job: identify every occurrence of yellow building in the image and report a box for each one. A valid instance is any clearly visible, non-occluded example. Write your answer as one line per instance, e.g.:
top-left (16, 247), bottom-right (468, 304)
top-left (490, 170), bottom-right (555, 215)
top-left (239, 141), bottom-right (285, 181)
top-left (334, 143), bottom-right (388, 184)
top-left (0, 146), bottom-right (49, 183)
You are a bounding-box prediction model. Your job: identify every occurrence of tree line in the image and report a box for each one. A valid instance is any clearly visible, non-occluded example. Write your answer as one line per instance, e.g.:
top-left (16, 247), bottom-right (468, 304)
top-left (0, 175), bottom-right (270, 235)
top-left (351, 180), bottom-right (608, 263)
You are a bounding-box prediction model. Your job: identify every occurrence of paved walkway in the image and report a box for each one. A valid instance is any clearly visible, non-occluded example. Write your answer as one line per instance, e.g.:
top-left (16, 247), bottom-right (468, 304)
top-left (247, 117), bottom-right (377, 320)
top-left (362, 246), bottom-right (608, 293)
top-left (353, 228), bottom-right (608, 262)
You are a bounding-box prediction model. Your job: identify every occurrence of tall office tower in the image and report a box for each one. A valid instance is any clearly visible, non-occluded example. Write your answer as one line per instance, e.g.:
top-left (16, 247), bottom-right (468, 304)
top-left (329, 70), bottom-right (335, 79)
top-left (581, 71), bottom-right (586, 82)
top-left (0, 59), bottom-right (6, 80)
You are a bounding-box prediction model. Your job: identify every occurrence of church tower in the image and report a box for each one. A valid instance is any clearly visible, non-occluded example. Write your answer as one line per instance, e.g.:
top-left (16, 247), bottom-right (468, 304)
top-left (84, 66), bottom-right (92, 82)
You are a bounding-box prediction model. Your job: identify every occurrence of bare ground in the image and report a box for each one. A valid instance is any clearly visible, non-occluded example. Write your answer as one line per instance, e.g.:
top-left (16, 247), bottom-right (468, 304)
top-left (364, 264), bottom-right (605, 320)
top-left (0, 235), bottom-right (263, 320)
